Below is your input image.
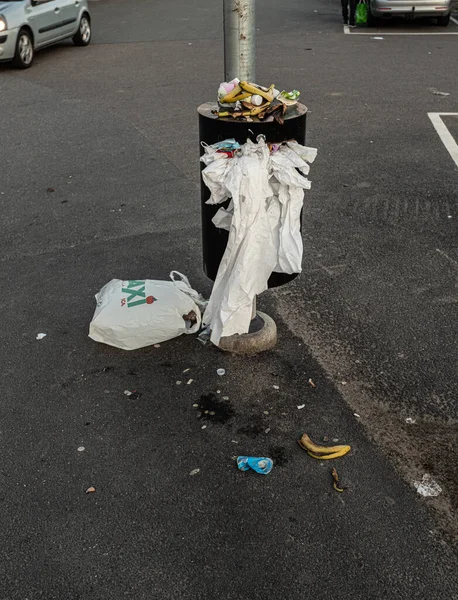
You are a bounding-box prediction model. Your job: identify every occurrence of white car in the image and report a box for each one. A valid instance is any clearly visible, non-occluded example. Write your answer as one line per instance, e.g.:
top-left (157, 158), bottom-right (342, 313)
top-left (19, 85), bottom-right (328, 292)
top-left (368, 0), bottom-right (452, 26)
top-left (0, 0), bottom-right (91, 69)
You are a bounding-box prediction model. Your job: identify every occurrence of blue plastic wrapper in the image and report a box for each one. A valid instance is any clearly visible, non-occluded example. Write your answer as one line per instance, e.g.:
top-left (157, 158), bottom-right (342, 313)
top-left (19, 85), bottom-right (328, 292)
top-left (237, 456), bottom-right (273, 475)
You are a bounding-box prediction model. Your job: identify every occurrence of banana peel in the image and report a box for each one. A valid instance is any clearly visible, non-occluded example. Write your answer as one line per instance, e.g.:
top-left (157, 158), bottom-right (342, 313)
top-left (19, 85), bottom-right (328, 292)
top-left (298, 433), bottom-right (351, 460)
top-left (240, 81), bottom-right (275, 103)
top-left (331, 468), bottom-right (345, 492)
top-left (220, 84), bottom-right (243, 104)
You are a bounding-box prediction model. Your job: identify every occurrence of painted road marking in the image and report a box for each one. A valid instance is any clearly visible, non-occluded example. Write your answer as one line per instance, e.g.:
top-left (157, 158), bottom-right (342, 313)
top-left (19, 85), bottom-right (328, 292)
top-left (344, 18), bottom-right (458, 35)
top-left (428, 113), bottom-right (458, 169)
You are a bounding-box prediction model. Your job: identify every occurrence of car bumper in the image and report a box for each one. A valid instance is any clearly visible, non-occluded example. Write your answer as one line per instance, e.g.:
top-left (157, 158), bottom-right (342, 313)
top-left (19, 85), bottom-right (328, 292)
top-left (372, 1), bottom-right (451, 16)
top-left (0, 27), bottom-right (19, 62)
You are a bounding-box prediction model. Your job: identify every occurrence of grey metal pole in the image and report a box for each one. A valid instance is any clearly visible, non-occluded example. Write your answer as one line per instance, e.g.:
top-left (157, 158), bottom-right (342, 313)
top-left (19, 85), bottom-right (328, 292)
top-left (223, 0), bottom-right (256, 83)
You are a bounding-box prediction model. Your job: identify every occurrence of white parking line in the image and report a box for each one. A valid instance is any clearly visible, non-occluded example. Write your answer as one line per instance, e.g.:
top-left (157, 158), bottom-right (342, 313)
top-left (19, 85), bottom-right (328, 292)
top-left (344, 20), bottom-right (458, 35)
top-left (428, 113), bottom-right (458, 169)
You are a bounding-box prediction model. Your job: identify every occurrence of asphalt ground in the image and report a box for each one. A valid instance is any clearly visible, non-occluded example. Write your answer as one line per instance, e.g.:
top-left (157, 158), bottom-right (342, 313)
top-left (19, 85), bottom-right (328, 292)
top-left (1, 0), bottom-right (458, 598)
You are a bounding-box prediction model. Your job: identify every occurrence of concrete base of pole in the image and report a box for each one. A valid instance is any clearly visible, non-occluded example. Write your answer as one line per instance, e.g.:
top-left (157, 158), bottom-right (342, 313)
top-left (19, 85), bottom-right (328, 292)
top-left (217, 312), bottom-right (277, 355)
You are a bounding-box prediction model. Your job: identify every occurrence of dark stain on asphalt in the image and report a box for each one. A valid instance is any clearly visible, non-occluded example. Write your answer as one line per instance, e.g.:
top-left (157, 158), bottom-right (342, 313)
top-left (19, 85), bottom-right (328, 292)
top-left (269, 445), bottom-right (289, 466)
top-left (197, 393), bottom-right (235, 423)
top-left (237, 418), bottom-right (265, 438)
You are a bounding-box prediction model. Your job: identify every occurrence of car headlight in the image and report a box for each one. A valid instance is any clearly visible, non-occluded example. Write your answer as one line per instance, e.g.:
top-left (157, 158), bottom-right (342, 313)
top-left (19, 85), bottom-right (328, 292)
top-left (0, 15), bottom-right (7, 32)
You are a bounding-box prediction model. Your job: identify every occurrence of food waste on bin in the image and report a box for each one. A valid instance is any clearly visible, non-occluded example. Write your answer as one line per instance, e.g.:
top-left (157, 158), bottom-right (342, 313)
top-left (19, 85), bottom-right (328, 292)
top-left (201, 136), bottom-right (317, 346)
top-left (215, 78), bottom-right (302, 124)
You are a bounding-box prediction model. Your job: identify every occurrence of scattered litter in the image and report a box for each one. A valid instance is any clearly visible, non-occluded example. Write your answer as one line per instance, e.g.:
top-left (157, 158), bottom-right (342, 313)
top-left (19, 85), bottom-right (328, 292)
top-left (192, 403), bottom-right (199, 408)
top-left (189, 469), bottom-right (200, 476)
top-left (176, 381), bottom-right (182, 385)
top-left (124, 390), bottom-right (142, 400)
top-left (308, 378), bottom-right (316, 388)
top-left (46, 187), bottom-right (55, 193)
top-left (341, 381), bottom-right (347, 386)
top-left (273, 385), bottom-right (280, 390)
top-left (354, 413), bottom-right (360, 418)
top-left (154, 344), bottom-right (161, 348)
top-left (405, 417), bottom-right (416, 424)
top-left (371, 36), bottom-right (384, 40)
top-left (202, 138), bottom-right (317, 345)
top-left (216, 390), bottom-right (221, 394)
top-left (298, 433), bottom-right (351, 460)
top-left (448, 215), bottom-right (452, 219)
top-left (265, 428), bottom-right (271, 434)
top-left (77, 446), bottom-right (85, 452)
top-left (209, 411), bottom-right (216, 416)
top-left (36, 333), bottom-right (47, 340)
top-left (187, 379), bottom-right (194, 385)
top-left (215, 78), bottom-right (299, 123)
top-left (432, 91), bottom-right (450, 96)
top-left (88, 272), bottom-right (205, 351)
top-left (232, 440), bottom-right (239, 444)
top-left (263, 410), bottom-right (269, 415)
top-left (222, 396), bottom-right (229, 401)
top-left (85, 487), bottom-right (96, 494)
top-left (413, 474), bottom-right (442, 497)
top-left (217, 368), bottom-right (226, 376)
top-left (297, 404), bottom-right (305, 410)
top-left (201, 425), bottom-right (207, 430)
top-left (237, 456), bottom-right (273, 475)
top-left (323, 436), bottom-right (329, 442)
top-left (204, 410), bottom-right (209, 414)
top-left (183, 368), bottom-right (191, 373)
top-left (332, 438), bottom-right (339, 443)
top-left (332, 468), bottom-right (345, 492)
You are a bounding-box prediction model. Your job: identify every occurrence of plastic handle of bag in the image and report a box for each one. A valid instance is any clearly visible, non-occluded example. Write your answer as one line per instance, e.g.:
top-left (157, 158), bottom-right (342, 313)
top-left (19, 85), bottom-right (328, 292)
top-left (170, 271), bottom-right (192, 289)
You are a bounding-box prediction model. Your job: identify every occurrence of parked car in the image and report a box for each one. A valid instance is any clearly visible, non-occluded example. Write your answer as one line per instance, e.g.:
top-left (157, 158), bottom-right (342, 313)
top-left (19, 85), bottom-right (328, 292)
top-left (0, 0), bottom-right (91, 69)
top-left (368, 0), bottom-right (452, 26)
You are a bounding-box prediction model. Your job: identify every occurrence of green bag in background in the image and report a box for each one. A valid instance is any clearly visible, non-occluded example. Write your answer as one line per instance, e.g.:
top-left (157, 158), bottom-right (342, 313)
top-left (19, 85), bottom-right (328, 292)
top-left (356, 0), bottom-right (368, 25)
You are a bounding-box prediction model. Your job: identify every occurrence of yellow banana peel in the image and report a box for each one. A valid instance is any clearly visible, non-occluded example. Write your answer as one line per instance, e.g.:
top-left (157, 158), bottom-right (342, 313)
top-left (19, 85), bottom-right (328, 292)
top-left (240, 81), bottom-right (274, 103)
top-left (299, 433), bottom-right (351, 459)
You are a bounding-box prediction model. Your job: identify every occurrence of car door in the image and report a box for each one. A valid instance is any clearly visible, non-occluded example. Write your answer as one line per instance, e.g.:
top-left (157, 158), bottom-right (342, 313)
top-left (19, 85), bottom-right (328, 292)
top-left (53, 0), bottom-right (80, 38)
top-left (27, 0), bottom-right (60, 47)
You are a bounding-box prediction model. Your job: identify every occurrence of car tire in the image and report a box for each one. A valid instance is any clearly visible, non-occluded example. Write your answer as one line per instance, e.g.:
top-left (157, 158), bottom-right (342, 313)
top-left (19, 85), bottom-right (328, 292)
top-left (437, 13), bottom-right (450, 26)
top-left (73, 14), bottom-right (91, 46)
top-left (366, 8), bottom-right (377, 27)
top-left (12, 29), bottom-right (34, 69)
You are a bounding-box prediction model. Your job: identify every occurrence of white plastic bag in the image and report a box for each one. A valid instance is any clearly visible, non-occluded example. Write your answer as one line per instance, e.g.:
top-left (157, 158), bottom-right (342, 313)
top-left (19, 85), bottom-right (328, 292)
top-left (201, 138), bottom-right (317, 346)
top-left (89, 272), bottom-right (202, 351)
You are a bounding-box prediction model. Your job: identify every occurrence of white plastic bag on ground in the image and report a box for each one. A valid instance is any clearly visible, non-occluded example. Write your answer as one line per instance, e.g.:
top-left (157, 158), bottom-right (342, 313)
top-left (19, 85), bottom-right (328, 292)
top-left (201, 138), bottom-right (317, 346)
top-left (89, 272), bottom-right (203, 350)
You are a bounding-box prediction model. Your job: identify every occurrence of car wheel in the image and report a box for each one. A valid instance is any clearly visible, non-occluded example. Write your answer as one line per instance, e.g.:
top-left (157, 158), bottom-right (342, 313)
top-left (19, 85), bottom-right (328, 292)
top-left (437, 13), bottom-right (450, 26)
top-left (12, 29), bottom-right (34, 69)
top-left (366, 8), bottom-right (377, 26)
top-left (73, 14), bottom-right (91, 46)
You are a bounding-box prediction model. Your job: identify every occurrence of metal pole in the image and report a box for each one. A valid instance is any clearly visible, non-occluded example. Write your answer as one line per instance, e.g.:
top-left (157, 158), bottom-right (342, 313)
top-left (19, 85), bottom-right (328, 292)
top-left (223, 0), bottom-right (256, 83)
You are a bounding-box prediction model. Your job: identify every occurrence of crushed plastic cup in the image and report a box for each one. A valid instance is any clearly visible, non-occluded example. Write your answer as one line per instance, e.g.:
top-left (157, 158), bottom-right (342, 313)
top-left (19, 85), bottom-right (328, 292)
top-left (237, 456), bottom-right (273, 475)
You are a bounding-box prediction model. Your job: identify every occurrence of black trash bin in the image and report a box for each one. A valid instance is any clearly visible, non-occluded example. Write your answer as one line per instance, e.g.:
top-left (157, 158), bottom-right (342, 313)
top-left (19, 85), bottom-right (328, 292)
top-left (198, 101), bottom-right (307, 288)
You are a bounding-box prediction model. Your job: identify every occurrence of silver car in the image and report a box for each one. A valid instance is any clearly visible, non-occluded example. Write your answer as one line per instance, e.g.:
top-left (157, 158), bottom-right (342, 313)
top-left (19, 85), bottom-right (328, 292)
top-left (0, 0), bottom-right (91, 69)
top-left (368, 0), bottom-right (452, 26)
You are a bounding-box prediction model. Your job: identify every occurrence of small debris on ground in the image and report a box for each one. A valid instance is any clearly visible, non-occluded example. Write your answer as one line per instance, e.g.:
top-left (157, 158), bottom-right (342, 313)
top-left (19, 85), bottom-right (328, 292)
top-left (432, 91), bottom-right (450, 96)
top-left (264, 428), bottom-right (271, 434)
top-left (189, 469), bottom-right (200, 476)
top-left (237, 456), bottom-right (273, 475)
top-left (332, 468), bottom-right (345, 492)
top-left (154, 344), bottom-right (161, 348)
top-left (46, 187), bottom-right (55, 193)
top-left (85, 487), bottom-right (96, 494)
top-left (413, 474), bottom-right (442, 497)
top-left (176, 380), bottom-right (182, 385)
top-left (273, 385), bottom-right (280, 390)
top-left (354, 413), bottom-right (360, 418)
top-left (405, 417), bottom-right (416, 424)
top-left (36, 333), bottom-right (47, 340)
top-left (183, 368), bottom-right (191, 373)
top-left (124, 390), bottom-right (142, 400)
top-left (197, 393), bottom-right (235, 423)
top-left (217, 368), bottom-right (226, 376)
top-left (297, 404), bottom-right (305, 410)
top-left (201, 425), bottom-right (207, 430)
top-left (192, 403), bottom-right (199, 408)
top-left (371, 36), bottom-right (384, 40)
top-left (187, 379), bottom-right (194, 385)
top-left (308, 378), bottom-right (316, 388)
top-left (77, 447), bottom-right (85, 452)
